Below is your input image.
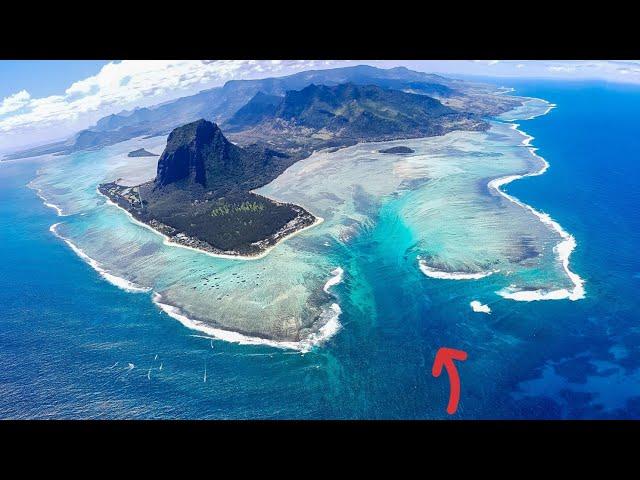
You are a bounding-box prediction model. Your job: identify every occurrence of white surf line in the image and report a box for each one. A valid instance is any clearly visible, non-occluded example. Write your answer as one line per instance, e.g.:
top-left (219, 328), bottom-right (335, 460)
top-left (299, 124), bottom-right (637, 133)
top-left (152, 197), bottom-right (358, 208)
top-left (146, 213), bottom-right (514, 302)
top-left (323, 267), bottom-right (344, 293)
top-left (97, 188), bottom-right (324, 261)
top-left (496, 86), bottom-right (516, 95)
top-left (528, 97), bottom-right (558, 118)
top-left (27, 182), bottom-right (68, 217)
top-left (49, 222), bottom-right (150, 294)
top-left (503, 98), bottom-right (557, 121)
top-left (489, 117), bottom-right (585, 302)
top-left (152, 292), bottom-right (341, 353)
top-left (470, 300), bottom-right (491, 314)
top-left (417, 258), bottom-right (498, 280)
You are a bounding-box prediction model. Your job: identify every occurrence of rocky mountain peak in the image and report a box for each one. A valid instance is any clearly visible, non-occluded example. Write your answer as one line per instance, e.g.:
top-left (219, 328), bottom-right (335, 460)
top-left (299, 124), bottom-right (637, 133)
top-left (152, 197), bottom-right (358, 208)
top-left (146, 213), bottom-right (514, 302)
top-left (154, 119), bottom-right (238, 189)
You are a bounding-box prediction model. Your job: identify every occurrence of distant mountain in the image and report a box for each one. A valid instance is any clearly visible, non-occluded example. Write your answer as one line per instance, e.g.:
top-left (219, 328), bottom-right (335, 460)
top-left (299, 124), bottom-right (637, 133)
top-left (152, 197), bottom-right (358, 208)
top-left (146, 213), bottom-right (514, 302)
top-left (227, 83), bottom-right (467, 138)
top-left (6, 65), bottom-right (520, 160)
top-left (224, 92), bottom-right (283, 129)
top-left (95, 69), bottom-right (520, 257)
top-left (224, 83), bottom-right (488, 160)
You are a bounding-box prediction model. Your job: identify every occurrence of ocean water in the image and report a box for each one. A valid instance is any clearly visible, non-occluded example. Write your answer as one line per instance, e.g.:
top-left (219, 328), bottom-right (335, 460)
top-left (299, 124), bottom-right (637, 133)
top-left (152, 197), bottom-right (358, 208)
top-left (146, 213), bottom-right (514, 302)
top-left (1, 80), bottom-right (639, 419)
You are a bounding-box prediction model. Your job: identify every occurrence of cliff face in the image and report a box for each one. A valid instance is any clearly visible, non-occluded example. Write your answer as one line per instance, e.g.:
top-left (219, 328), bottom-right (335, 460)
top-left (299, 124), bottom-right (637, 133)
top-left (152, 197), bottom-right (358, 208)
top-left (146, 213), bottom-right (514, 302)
top-left (101, 118), bottom-right (313, 256)
top-left (151, 119), bottom-right (295, 198)
top-left (154, 119), bottom-right (247, 190)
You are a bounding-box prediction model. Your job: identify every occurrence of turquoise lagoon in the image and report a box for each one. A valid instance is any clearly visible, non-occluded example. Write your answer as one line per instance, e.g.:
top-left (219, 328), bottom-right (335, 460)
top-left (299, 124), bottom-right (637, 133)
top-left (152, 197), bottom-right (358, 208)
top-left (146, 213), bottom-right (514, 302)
top-left (28, 97), bottom-right (581, 351)
top-left (7, 81), bottom-right (636, 419)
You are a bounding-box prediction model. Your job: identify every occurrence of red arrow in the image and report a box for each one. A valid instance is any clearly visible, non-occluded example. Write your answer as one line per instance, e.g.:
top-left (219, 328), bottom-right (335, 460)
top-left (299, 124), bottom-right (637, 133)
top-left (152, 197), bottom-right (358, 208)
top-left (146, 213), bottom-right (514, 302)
top-left (432, 347), bottom-right (468, 415)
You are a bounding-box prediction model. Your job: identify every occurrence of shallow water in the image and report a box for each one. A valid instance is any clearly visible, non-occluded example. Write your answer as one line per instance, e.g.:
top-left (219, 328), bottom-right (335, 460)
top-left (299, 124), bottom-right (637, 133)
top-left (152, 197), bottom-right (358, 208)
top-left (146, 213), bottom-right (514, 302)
top-left (3, 81), bottom-right (637, 419)
top-left (27, 97), bottom-right (579, 350)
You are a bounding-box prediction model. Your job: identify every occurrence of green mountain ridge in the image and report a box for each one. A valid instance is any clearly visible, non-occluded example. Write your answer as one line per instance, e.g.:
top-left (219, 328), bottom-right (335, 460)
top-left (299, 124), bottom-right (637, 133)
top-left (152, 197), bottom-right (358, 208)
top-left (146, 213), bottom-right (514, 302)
top-left (4, 65), bottom-right (520, 161)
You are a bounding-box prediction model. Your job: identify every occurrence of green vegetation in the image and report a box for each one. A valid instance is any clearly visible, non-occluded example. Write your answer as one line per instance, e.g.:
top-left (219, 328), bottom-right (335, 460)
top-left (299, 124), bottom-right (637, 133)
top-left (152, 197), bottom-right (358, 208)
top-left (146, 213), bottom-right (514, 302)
top-left (139, 192), bottom-right (302, 252)
top-left (211, 201), bottom-right (265, 217)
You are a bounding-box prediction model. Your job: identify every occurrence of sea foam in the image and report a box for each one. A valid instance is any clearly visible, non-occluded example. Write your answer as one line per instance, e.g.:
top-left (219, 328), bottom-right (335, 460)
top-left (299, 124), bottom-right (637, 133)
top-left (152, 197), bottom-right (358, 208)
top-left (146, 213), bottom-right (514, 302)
top-left (418, 258), bottom-right (496, 280)
top-left (28, 182), bottom-right (67, 217)
top-left (152, 293), bottom-right (341, 353)
top-left (414, 101), bottom-right (584, 302)
top-left (490, 121), bottom-right (585, 302)
top-left (470, 300), bottom-right (491, 314)
top-left (323, 267), bottom-right (344, 293)
top-left (49, 222), bottom-right (150, 293)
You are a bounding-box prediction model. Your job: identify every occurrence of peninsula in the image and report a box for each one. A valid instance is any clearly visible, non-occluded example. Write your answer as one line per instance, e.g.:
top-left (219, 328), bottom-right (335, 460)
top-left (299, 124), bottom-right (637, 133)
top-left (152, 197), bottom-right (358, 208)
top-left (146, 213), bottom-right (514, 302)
top-left (97, 80), bottom-right (511, 258)
top-left (99, 120), bottom-right (317, 257)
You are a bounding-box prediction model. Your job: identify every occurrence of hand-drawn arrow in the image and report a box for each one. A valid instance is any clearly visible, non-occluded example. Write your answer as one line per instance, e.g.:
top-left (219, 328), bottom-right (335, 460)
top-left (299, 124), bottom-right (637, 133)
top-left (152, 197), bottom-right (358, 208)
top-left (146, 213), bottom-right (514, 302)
top-left (432, 347), bottom-right (468, 415)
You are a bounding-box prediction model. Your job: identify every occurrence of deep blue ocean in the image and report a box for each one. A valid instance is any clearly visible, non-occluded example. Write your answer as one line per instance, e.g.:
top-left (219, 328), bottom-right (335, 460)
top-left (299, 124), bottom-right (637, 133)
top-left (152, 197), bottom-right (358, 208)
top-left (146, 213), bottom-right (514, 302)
top-left (1, 80), bottom-right (639, 419)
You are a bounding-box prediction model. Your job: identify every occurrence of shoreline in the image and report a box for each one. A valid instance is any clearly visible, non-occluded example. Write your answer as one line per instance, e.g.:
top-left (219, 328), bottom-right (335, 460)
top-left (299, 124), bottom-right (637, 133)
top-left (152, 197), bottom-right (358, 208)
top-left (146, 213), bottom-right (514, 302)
top-left (98, 188), bottom-right (324, 261)
top-left (49, 222), bottom-right (150, 293)
top-left (498, 97), bottom-right (557, 121)
top-left (27, 182), bottom-right (67, 217)
top-left (147, 261), bottom-right (345, 353)
top-left (489, 106), bottom-right (585, 301)
top-left (48, 218), bottom-right (344, 352)
top-left (413, 95), bottom-right (584, 302)
top-left (37, 93), bottom-right (583, 350)
top-left (152, 293), bottom-right (342, 353)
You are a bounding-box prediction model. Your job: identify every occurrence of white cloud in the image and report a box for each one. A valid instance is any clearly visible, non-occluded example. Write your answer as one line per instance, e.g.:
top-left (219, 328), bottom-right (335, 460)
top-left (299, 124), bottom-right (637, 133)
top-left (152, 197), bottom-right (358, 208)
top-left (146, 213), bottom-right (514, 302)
top-left (473, 60), bottom-right (500, 66)
top-left (0, 90), bottom-right (31, 116)
top-left (6, 59), bottom-right (640, 152)
top-left (543, 61), bottom-right (640, 78)
top-left (0, 60), bottom-right (330, 147)
top-left (548, 65), bottom-right (578, 73)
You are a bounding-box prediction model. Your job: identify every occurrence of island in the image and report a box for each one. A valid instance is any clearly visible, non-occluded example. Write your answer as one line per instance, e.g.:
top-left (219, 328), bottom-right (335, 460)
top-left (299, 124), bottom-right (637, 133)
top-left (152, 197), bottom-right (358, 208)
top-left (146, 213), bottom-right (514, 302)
top-left (98, 82), bottom-right (504, 259)
top-left (99, 120), bottom-right (317, 257)
top-left (5, 65), bottom-right (521, 161)
top-left (128, 148), bottom-right (159, 157)
top-left (379, 146), bottom-right (415, 154)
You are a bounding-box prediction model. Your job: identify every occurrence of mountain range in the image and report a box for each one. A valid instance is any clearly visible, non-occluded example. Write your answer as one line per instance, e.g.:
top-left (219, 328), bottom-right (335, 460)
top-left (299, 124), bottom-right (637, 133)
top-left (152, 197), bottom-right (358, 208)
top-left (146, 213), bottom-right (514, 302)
top-left (227, 82), bottom-right (484, 136)
top-left (4, 65), bottom-right (520, 160)
top-left (96, 69), bottom-right (523, 256)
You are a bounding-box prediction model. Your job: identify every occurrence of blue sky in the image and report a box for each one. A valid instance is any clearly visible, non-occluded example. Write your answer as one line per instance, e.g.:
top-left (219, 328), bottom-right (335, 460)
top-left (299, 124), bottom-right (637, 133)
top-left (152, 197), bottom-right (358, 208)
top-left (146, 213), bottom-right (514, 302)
top-left (2, 60), bottom-right (640, 154)
top-left (0, 61), bottom-right (109, 99)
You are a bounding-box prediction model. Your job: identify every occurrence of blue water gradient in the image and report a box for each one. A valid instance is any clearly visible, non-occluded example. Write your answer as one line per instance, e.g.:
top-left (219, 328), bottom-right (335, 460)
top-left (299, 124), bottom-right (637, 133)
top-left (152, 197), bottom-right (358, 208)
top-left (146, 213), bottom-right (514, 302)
top-left (1, 80), bottom-right (639, 418)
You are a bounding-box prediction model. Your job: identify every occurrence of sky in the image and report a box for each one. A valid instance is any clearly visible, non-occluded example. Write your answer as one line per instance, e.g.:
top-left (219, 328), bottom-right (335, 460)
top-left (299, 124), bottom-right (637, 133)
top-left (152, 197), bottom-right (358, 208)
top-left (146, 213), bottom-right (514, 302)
top-left (2, 59), bottom-right (640, 154)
